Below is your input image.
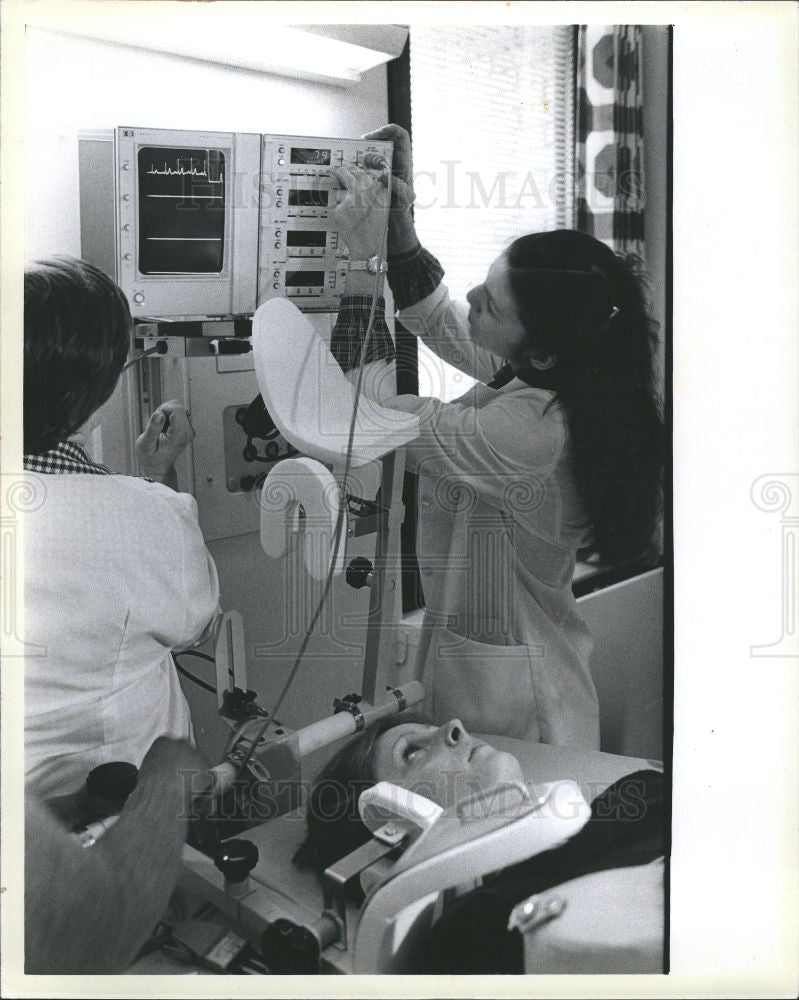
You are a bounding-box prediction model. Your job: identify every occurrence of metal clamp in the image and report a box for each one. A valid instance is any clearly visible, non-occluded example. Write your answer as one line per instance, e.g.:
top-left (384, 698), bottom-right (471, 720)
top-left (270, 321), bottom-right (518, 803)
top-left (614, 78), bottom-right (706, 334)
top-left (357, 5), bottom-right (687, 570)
top-left (387, 686), bottom-right (406, 712)
top-left (332, 693), bottom-right (365, 732)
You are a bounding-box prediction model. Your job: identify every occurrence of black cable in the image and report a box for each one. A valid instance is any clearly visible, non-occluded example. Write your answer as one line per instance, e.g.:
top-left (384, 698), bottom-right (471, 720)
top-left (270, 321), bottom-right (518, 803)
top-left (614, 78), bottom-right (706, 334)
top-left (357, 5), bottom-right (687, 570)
top-left (174, 662), bottom-right (217, 695)
top-left (174, 650), bottom-right (235, 694)
top-left (175, 649), bottom-right (216, 664)
top-left (121, 344), bottom-right (162, 372)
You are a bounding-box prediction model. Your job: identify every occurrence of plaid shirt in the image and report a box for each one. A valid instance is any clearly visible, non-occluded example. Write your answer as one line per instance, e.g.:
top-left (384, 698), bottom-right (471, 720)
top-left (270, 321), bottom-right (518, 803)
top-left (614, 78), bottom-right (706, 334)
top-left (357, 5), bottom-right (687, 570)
top-left (330, 294), bottom-right (395, 372)
top-left (387, 243), bottom-right (445, 310)
top-left (23, 441), bottom-right (111, 475)
top-left (330, 245), bottom-right (445, 373)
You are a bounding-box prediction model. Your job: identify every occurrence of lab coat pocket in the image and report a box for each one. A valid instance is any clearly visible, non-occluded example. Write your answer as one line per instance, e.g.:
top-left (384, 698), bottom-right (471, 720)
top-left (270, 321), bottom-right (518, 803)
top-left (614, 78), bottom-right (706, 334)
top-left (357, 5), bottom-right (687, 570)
top-left (425, 628), bottom-right (544, 742)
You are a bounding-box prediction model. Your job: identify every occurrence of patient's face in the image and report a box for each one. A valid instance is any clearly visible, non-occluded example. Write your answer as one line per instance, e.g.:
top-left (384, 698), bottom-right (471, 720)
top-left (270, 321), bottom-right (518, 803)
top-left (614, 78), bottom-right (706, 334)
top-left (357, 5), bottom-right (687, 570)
top-left (372, 719), bottom-right (524, 808)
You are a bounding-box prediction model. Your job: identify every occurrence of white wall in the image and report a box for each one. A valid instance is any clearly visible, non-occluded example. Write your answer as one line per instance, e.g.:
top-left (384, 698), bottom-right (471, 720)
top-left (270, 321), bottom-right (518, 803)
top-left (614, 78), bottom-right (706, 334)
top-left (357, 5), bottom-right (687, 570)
top-left (25, 28), bottom-right (389, 258)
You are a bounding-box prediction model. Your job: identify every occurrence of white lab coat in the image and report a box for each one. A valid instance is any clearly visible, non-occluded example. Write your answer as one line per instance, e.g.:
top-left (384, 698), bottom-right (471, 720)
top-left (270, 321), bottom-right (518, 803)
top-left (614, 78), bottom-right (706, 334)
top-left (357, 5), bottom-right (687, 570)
top-left (24, 474), bottom-right (220, 796)
top-left (387, 283), bottom-right (600, 749)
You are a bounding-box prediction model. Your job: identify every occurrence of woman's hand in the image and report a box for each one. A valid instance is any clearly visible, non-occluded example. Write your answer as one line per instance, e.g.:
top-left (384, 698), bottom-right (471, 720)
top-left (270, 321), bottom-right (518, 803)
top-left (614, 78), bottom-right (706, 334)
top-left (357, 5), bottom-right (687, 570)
top-left (362, 123), bottom-right (418, 254)
top-left (135, 399), bottom-right (194, 487)
top-left (330, 163), bottom-right (390, 261)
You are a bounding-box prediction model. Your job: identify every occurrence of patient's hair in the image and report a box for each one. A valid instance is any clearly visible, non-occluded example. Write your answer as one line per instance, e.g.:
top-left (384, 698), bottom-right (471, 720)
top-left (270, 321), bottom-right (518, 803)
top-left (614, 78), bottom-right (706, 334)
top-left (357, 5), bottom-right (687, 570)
top-left (293, 713), bottom-right (428, 877)
top-left (24, 256), bottom-right (132, 454)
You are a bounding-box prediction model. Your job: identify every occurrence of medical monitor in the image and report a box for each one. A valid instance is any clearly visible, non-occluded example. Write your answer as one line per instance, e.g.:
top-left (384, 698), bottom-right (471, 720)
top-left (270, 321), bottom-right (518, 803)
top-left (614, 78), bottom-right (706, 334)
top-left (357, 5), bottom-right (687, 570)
top-left (79, 127), bottom-right (261, 320)
top-left (258, 134), bottom-right (393, 312)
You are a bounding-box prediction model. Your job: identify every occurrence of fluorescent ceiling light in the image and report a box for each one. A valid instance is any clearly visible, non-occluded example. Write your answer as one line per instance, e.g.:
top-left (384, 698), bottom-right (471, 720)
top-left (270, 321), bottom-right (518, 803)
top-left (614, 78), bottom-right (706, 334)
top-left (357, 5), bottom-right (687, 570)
top-left (23, 4), bottom-right (408, 87)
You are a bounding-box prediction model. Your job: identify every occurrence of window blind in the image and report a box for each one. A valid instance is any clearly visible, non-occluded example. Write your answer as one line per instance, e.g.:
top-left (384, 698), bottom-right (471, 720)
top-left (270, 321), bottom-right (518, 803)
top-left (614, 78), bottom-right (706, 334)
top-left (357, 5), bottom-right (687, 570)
top-left (408, 25), bottom-right (575, 399)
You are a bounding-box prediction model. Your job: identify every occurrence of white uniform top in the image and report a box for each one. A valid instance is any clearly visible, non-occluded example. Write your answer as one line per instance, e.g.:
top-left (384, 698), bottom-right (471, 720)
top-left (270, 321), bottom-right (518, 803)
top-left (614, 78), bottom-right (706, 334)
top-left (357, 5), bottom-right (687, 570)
top-left (24, 475), bottom-right (220, 797)
top-left (387, 282), bottom-right (600, 749)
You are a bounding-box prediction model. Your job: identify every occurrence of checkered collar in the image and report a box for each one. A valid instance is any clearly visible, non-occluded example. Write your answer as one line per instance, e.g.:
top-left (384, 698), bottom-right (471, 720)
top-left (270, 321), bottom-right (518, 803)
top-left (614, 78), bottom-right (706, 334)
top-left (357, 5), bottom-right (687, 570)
top-left (23, 441), bottom-right (111, 475)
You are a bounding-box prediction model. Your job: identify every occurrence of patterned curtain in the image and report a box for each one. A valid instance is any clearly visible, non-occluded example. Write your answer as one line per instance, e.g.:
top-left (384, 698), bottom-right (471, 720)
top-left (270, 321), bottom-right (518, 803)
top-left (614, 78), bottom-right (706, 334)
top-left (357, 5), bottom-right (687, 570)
top-left (576, 25), bottom-right (645, 259)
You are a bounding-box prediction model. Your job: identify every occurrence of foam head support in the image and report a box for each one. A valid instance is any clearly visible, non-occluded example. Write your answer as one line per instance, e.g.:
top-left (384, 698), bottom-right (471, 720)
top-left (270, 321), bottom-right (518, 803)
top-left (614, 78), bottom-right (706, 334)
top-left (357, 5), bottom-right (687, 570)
top-left (259, 456), bottom-right (345, 581)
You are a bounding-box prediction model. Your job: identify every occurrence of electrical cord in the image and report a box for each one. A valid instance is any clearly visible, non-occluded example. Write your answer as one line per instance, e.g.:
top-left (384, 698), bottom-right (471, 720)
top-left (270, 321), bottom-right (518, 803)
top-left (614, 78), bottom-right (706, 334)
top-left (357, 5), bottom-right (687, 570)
top-left (233, 170), bottom-right (393, 779)
top-left (121, 344), bottom-right (164, 372)
top-left (175, 649), bottom-right (216, 664)
top-left (175, 662), bottom-right (217, 695)
top-left (174, 650), bottom-right (233, 697)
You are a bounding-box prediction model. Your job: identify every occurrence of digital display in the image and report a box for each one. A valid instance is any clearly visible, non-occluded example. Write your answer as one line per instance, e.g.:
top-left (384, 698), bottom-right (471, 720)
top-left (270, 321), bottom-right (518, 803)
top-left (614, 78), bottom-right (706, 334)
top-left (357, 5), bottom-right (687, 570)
top-left (285, 271), bottom-right (325, 287)
top-left (287, 231), bottom-right (327, 248)
top-left (137, 147), bottom-right (225, 274)
top-left (290, 148), bottom-right (332, 165)
top-left (288, 189), bottom-right (329, 208)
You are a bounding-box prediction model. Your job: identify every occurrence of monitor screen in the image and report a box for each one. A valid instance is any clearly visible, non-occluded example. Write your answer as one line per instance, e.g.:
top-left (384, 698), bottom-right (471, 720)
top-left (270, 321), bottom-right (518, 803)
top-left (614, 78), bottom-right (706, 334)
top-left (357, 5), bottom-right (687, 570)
top-left (288, 189), bottom-right (329, 208)
top-left (285, 271), bottom-right (325, 288)
top-left (290, 148), bottom-right (332, 166)
top-left (138, 147), bottom-right (226, 274)
top-left (286, 231), bottom-right (327, 248)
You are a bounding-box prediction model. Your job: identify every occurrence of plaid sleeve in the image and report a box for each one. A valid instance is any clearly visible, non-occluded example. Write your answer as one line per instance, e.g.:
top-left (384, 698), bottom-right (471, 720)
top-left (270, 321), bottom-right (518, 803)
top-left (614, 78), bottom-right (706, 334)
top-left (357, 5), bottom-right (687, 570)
top-left (387, 244), bottom-right (445, 310)
top-left (330, 294), bottom-right (395, 373)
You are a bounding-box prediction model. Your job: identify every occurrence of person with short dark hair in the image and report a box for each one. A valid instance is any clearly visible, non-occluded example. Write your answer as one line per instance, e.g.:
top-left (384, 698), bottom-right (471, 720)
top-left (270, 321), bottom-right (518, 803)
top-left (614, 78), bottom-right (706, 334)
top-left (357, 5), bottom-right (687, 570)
top-left (23, 256), bottom-right (219, 797)
top-left (23, 256), bottom-right (132, 456)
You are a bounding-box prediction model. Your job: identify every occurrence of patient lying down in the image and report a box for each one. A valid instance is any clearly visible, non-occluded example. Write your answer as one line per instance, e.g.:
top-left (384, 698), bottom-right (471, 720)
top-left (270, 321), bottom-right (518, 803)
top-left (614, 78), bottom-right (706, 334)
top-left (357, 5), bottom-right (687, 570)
top-left (294, 715), bottom-right (665, 974)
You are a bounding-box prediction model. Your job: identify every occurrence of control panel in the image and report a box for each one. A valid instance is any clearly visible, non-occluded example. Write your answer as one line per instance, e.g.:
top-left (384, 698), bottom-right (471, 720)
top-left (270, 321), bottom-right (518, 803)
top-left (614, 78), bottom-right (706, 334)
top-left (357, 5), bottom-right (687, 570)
top-left (222, 400), bottom-right (298, 496)
top-left (258, 134), bottom-right (393, 312)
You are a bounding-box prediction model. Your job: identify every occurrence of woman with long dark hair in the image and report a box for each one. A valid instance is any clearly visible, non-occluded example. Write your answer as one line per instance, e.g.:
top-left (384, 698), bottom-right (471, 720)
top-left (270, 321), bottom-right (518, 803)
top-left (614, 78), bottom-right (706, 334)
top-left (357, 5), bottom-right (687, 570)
top-left (504, 230), bottom-right (663, 565)
top-left (330, 125), bottom-right (663, 750)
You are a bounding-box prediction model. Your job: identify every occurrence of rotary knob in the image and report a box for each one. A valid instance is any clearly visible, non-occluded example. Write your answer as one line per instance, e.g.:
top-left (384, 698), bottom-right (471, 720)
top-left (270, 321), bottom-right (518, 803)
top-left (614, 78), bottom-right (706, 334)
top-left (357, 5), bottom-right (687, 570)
top-left (214, 839), bottom-right (259, 884)
top-left (346, 557), bottom-right (374, 590)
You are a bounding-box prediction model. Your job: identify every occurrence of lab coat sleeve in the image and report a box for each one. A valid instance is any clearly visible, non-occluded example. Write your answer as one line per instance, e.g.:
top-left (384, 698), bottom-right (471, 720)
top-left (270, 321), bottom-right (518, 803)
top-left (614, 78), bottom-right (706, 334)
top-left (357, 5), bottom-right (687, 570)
top-left (398, 281), bottom-right (503, 384)
top-left (158, 491), bottom-right (221, 649)
top-left (385, 389), bottom-right (566, 505)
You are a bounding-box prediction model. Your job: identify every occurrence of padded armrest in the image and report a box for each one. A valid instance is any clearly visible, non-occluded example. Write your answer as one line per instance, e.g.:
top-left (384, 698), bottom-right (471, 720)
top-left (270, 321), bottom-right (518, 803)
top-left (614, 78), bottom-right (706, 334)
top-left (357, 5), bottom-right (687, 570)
top-left (252, 298), bottom-right (419, 467)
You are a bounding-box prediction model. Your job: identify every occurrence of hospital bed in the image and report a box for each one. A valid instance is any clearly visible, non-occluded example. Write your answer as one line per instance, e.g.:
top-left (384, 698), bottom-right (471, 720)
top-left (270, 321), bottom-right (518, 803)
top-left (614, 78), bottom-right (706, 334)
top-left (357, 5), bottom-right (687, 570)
top-left (127, 737), bottom-right (662, 975)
